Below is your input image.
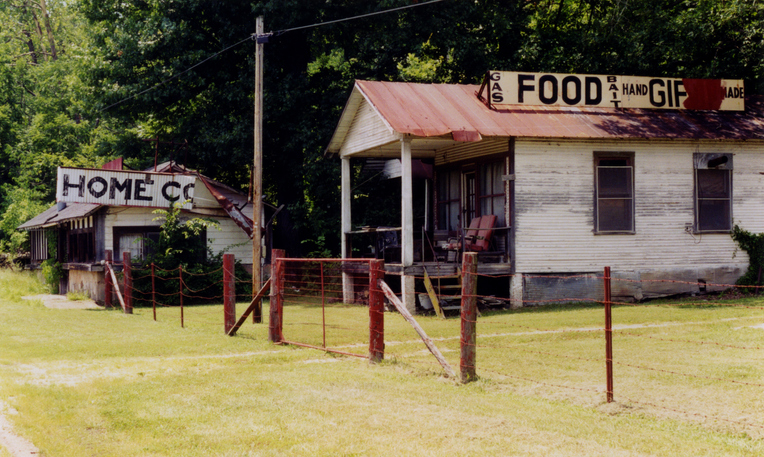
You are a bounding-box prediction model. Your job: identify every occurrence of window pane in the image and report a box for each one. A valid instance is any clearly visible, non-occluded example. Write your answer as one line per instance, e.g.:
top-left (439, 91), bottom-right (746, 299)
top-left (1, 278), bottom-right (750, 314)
top-left (598, 199), bottom-right (633, 232)
top-left (697, 169), bottom-right (730, 198)
top-left (448, 202), bottom-right (459, 231)
top-left (449, 171), bottom-right (459, 199)
top-left (598, 167), bottom-right (632, 198)
top-left (119, 234), bottom-right (144, 260)
top-left (698, 200), bottom-right (730, 231)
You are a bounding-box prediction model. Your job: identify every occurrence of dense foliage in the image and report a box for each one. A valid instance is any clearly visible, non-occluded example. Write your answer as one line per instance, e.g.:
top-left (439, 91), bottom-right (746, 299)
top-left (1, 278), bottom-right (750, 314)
top-left (2, 0), bottom-right (763, 256)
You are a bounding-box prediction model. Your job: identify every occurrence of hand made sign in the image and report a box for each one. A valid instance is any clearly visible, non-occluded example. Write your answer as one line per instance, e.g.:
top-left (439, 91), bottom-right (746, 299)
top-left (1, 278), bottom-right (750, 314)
top-left (56, 167), bottom-right (196, 209)
top-left (483, 71), bottom-right (745, 111)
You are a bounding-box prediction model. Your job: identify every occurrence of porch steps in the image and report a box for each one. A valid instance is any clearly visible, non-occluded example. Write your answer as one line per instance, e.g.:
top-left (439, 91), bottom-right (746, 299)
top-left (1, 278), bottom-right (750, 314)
top-left (423, 269), bottom-right (462, 318)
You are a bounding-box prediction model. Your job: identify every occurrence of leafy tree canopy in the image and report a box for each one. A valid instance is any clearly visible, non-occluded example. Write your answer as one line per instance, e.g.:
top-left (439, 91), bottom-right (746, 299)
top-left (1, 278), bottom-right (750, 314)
top-left (1, 0), bottom-right (762, 255)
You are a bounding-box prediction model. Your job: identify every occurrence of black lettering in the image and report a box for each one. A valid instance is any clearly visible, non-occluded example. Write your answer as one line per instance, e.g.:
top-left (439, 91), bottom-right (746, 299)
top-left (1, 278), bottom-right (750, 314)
top-left (622, 83), bottom-right (628, 94)
top-left (561, 76), bottom-right (581, 105)
top-left (673, 80), bottom-right (686, 107)
top-left (649, 79), bottom-right (666, 107)
top-left (491, 82), bottom-right (503, 92)
top-left (607, 76), bottom-right (617, 83)
top-left (611, 100), bottom-right (621, 108)
top-left (109, 178), bottom-right (132, 200)
top-left (739, 87), bottom-right (744, 98)
top-left (538, 75), bottom-right (557, 104)
top-left (491, 92), bottom-right (504, 103)
top-left (629, 84), bottom-right (636, 96)
top-left (87, 177), bottom-right (107, 198)
top-left (609, 84), bottom-right (618, 92)
top-left (62, 174), bottom-right (85, 198)
top-left (162, 181), bottom-right (181, 202)
top-left (183, 183), bottom-right (194, 201)
top-left (585, 77), bottom-right (602, 105)
top-left (490, 72), bottom-right (501, 81)
top-left (639, 84), bottom-right (647, 96)
top-left (134, 179), bottom-right (152, 201)
top-left (518, 74), bottom-right (535, 103)
top-left (667, 79), bottom-right (673, 107)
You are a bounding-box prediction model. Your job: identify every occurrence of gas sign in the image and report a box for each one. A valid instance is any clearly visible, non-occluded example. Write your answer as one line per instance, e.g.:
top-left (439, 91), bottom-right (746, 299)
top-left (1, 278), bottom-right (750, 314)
top-left (484, 71), bottom-right (744, 111)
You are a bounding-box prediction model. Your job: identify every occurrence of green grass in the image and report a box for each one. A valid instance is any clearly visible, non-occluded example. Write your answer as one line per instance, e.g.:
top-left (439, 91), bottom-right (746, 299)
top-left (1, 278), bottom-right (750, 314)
top-left (1, 269), bottom-right (763, 456)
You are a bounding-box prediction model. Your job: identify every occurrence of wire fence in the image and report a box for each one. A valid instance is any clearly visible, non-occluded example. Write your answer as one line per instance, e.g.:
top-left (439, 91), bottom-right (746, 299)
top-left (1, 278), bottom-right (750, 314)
top-left (103, 251), bottom-right (254, 330)
top-left (389, 257), bottom-right (764, 437)
top-left (269, 257), bottom-right (379, 358)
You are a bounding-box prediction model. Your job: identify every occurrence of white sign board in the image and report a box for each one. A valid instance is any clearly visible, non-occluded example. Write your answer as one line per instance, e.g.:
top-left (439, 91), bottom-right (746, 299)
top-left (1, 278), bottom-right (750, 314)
top-left (485, 71), bottom-right (745, 111)
top-left (56, 167), bottom-right (196, 209)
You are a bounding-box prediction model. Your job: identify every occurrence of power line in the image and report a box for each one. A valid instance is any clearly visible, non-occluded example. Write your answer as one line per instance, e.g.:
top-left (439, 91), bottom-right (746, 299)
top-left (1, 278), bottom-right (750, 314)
top-left (273, 0), bottom-right (446, 35)
top-left (99, 35), bottom-right (254, 112)
top-left (98, 0), bottom-right (446, 113)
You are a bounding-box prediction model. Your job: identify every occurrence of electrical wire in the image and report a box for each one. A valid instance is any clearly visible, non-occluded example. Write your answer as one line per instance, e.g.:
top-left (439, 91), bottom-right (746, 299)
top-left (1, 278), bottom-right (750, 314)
top-left (98, 0), bottom-right (446, 113)
top-left (272, 0), bottom-right (446, 35)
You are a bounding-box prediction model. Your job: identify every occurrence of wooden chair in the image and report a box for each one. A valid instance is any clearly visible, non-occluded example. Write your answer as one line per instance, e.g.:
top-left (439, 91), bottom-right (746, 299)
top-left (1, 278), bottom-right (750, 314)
top-left (445, 215), bottom-right (497, 255)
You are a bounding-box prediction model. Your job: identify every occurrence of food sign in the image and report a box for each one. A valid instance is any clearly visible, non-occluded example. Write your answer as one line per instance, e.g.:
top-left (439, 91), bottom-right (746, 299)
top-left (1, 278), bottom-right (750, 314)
top-left (484, 71), bottom-right (744, 111)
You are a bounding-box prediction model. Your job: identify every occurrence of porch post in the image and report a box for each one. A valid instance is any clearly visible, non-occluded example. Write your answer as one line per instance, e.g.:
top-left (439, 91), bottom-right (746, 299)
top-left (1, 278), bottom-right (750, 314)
top-left (341, 157), bottom-right (354, 303)
top-left (401, 138), bottom-right (416, 312)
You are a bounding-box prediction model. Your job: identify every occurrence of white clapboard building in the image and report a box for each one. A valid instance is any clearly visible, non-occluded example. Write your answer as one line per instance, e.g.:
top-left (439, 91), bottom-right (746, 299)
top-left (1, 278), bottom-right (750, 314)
top-left (326, 72), bottom-right (764, 311)
top-left (18, 159), bottom-right (262, 301)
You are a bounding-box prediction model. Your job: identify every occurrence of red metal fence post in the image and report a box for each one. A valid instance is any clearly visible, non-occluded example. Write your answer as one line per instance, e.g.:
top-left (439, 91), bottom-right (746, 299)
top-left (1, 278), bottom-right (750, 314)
top-left (269, 249), bottom-right (285, 343)
top-left (179, 265), bottom-right (184, 329)
top-left (368, 259), bottom-right (385, 363)
top-left (460, 252), bottom-right (478, 383)
top-left (223, 253), bottom-right (236, 334)
top-left (122, 252), bottom-right (133, 314)
top-left (151, 263), bottom-right (157, 321)
top-left (604, 266), bottom-right (614, 403)
top-left (104, 250), bottom-right (113, 308)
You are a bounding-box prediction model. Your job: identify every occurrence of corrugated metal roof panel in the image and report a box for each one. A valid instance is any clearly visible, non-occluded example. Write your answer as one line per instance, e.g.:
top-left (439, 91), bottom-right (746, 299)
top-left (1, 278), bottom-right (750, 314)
top-left (18, 203), bottom-right (101, 230)
top-left (344, 80), bottom-right (764, 145)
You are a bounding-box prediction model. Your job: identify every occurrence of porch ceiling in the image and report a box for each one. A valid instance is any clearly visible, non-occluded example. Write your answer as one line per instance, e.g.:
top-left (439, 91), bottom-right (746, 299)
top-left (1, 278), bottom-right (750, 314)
top-left (345, 136), bottom-right (462, 159)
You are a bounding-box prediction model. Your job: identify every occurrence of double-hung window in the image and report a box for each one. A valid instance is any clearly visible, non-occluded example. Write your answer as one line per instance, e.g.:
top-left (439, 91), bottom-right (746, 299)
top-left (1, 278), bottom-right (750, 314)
top-left (694, 153), bottom-right (732, 232)
top-left (595, 153), bottom-right (634, 233)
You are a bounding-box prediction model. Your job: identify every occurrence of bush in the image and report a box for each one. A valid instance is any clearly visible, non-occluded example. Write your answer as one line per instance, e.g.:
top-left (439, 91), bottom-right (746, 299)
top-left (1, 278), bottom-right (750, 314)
top-left (731, 224), bottom-right (764, 288)
top-left (128, 203), bottom-right (252, 306)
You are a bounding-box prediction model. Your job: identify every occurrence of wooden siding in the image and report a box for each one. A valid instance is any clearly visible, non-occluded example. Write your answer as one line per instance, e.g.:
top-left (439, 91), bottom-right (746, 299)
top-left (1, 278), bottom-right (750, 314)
top-left (207, 217), bottom-right (253, 263)
top-left (435, 138), bottom-right (508, 167)
top-left (514, 138), bottom-right (764, 274)
top-left (339, 98), bottom-right (400, 158)
top-left (104, 207), bottom-right (252, 263)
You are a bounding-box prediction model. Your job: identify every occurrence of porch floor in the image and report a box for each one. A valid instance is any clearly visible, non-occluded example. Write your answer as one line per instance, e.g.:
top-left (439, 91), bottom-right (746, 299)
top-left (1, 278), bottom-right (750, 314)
top-left (383, 261), bottom-right (512, 276)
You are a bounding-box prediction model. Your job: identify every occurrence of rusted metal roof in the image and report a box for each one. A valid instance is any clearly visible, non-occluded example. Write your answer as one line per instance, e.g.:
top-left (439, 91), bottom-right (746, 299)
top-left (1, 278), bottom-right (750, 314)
top-left (18, 203), bottom-right (101, 230)
top-left (329, 80), bottom-right (764, 153)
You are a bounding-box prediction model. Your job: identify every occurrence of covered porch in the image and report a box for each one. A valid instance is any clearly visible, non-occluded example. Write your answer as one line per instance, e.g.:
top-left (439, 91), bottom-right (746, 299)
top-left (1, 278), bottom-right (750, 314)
top-left (327, 81), bottom-right (514, 311)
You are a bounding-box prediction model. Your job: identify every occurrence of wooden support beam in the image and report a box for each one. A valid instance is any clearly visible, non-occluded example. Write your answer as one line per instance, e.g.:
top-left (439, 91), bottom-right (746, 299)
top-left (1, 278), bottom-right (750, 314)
top-left (105, 263), bottom-right (128, 314)
top-left (423, 270), bottom-right (445, 319)
top-left (368, 259), bottom-right (385, 363)
top-left (379, 280), bottom-right (456, 379)
top-left (460, 252), bottom-right (478, 383)
top-left (227, 278), bottom-right (271, 337)
top-left (223, 253), bottom-right (235, 334)
top-left (401, 138), bottom-right (414, 266)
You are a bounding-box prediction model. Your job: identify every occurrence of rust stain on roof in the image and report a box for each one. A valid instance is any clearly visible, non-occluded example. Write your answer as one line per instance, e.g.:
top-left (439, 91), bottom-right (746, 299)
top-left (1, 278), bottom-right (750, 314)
top-left (354, 80), bottom-right (764, 141)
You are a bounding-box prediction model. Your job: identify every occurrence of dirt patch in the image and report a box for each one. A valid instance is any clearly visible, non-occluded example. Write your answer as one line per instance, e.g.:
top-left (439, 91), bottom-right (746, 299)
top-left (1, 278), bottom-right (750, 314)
top-left (21, 294), bottom-right (101, 310)
top-left (0, 401), bottom-right (38, 456)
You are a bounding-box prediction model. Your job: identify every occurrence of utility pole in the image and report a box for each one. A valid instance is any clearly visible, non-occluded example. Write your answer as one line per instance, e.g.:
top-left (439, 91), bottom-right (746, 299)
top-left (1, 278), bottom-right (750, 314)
top-left (252, 16), bottom-right (264, 323)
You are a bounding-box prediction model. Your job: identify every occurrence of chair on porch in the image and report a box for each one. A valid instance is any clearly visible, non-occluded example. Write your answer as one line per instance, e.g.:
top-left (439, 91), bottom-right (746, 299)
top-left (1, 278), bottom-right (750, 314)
top-left (445, 215), bottom-right (498, 258)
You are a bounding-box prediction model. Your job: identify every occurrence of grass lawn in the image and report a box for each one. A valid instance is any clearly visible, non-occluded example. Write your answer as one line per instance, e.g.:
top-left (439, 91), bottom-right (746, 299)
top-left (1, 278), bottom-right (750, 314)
top-left (1, 269), bottom-right (763, 456)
